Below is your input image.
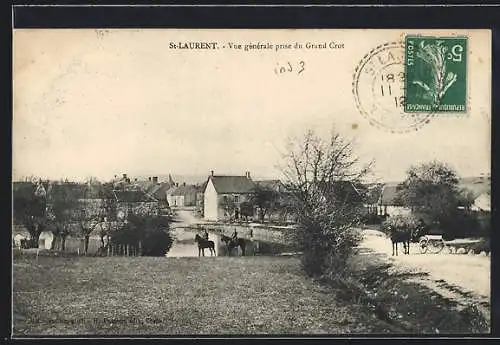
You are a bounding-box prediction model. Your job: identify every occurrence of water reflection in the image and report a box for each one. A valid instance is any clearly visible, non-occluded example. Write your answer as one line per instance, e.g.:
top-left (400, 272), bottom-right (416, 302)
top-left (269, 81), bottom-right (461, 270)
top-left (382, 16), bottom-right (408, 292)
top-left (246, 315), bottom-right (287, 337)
top-left (166, 228), bottom-right (295, 257)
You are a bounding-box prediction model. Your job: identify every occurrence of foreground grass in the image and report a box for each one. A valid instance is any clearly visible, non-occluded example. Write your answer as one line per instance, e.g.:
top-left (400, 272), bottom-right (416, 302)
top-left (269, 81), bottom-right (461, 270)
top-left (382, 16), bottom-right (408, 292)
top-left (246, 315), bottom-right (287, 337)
top-left (331, 248), bottom-right (490, 334)
top-left (14, 255), bottom-right (396, 336)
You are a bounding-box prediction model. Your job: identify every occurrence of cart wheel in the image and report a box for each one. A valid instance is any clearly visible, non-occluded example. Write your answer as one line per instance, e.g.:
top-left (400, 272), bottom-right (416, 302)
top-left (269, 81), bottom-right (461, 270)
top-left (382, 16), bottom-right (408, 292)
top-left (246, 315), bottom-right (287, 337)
top-left (419, 239), bottom-right (428, 254)
top-left (433, 240), bottom-right (445, 254)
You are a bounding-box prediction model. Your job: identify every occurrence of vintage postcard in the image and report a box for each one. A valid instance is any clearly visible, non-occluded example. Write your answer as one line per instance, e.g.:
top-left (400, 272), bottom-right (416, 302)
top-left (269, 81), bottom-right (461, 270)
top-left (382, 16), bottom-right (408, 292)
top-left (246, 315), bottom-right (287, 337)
top-left (12, 29), bottom-right (491, 336)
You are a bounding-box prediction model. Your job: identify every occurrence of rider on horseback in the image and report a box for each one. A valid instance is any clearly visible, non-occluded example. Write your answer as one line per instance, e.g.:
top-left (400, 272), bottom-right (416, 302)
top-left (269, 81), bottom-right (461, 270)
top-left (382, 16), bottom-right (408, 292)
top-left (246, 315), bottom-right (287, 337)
top-left (203, 229), bottom-right (209, 241)
top-left (231, 229), bottom-right (238, 244)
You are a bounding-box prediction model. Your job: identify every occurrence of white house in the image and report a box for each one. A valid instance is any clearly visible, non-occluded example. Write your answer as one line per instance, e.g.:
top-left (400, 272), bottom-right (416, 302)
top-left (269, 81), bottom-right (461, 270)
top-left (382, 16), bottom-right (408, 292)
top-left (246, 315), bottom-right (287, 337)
top-left (12, 224), bottom-right (30, 247)
top-left (459, 176), bottom-right (491, 213)
top-left (166, 183), bottom-right (197, 207)
top-left (39, 231), bottom-right (54, 250)
top-left (203, 171), bottom-right (255, 221)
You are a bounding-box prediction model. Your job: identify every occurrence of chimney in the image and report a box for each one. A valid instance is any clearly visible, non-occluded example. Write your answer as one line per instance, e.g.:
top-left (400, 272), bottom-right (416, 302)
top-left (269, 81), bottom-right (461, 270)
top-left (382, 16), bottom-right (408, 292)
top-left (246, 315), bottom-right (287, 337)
top-left (122, 173), bottom-right (127, 179)
top-left (183, 182), bottom-right (186, 186)
top-left (246, 171), bottom-right (251, 179)
top-left (148, 177), bottom-right (152, 181)
top-left (211, 170), bottom-right (214, 177)
top-left (153, 176), bottom-right (158, 184)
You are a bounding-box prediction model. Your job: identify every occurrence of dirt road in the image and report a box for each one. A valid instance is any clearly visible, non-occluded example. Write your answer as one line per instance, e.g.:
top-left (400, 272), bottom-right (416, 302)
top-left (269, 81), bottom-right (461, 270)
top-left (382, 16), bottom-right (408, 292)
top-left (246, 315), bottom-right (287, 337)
top-left (172, 208), bottom-right (200, 226)
top-left (359, 229), bottom-right (490, 314)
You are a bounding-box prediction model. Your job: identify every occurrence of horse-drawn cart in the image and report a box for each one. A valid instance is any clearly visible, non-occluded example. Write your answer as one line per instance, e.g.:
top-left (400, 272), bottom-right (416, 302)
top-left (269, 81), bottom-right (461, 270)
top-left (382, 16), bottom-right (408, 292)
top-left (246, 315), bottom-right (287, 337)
top-left (418, 235), bottom-right (447, 254)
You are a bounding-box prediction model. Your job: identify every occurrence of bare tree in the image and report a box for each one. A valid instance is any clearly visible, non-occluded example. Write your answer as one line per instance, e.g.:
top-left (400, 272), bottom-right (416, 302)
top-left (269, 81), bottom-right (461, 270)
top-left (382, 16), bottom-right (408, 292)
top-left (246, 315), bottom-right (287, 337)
top-left (75, 200), bottom-right (103, 255)
top-left (46, 183), bottom-right (79, 251)
top-left (98, 183), bottom-right (119, 250)
top-left (219, 196), bottom-right (236, 222)
top-left (281, 128), bottom-right (372, 276)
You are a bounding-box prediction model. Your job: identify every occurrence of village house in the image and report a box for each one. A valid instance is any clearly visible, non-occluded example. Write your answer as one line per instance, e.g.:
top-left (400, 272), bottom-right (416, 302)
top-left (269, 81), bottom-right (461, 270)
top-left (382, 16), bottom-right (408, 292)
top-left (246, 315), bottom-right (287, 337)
top-left (166, 183), bottom-right (197, 207)
top-left (147, 183), bottom-right (171, 208)
top-left (195, 182), bottom-right (207, 208)
top-left (376, 183), bottom-right (412, 217)
top-left (254, 179), bottom-right (285, 193)
top-left (361, 183), bottom-right (384, 216)
top-left (203, 171), bottom-right (255, 221)
top-left (13, 224), bottom-right (30, 248)
top-left (113, 189), bottom-right (159, 219)
top-left (459, 175), bottom-right (491, 213)
top-left (112, 173), bottom-right (132, 189)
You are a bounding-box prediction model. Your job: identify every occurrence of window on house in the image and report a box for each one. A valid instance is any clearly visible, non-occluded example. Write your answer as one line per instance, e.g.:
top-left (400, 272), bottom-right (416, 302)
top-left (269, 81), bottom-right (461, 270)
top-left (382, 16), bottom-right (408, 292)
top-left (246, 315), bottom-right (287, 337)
top-left (234, 195), bottom-right (239, 203)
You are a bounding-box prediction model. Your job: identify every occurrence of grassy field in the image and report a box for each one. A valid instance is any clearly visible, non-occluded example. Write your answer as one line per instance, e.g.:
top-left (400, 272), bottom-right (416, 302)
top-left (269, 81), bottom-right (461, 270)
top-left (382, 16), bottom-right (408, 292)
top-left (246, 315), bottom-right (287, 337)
top-left (13, 252), bottom-right (489, 336)
top-left (13, 255), bottom-right (397, 336)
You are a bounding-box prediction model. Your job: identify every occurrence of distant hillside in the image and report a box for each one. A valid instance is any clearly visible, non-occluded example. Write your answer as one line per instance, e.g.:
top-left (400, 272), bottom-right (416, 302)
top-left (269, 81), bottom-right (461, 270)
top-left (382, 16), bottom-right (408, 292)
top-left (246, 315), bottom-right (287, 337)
top-left (132, 173), bottom-right (283, 186)
top-left (132, 174), bottom-right (208, 185)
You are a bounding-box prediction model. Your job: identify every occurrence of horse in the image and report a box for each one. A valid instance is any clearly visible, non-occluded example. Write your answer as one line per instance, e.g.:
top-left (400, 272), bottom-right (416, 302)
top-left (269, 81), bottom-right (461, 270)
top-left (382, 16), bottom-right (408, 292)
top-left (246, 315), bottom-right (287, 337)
top-left (220, 234), bottom-right (246, 256)
top-left (388, 226), bottom-right (411, 256)
top-left (194, 234), bottom-right (216, 257)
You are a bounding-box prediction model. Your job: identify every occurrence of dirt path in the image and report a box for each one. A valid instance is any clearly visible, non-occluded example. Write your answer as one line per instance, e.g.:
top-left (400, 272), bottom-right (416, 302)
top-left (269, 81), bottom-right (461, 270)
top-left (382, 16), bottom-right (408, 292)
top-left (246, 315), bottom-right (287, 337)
top-left (173, 208), bottom-right (200, 226)
top-left (359, 230), bottom-right (490, 316)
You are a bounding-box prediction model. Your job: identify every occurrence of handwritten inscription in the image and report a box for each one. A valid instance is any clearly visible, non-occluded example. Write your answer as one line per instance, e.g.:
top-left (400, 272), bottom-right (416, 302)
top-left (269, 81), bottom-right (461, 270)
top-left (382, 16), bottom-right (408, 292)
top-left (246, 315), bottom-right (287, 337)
top-left (274, 61), bottom-right (306, 76)
top-left (166, 40), bottom-right (344, 76)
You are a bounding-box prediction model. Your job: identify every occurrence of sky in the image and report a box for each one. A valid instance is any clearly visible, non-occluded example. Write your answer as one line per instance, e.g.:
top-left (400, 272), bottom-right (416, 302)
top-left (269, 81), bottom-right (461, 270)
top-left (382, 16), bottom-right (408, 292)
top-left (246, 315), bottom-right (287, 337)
top-left (13, 29), bottom-right (491, 183)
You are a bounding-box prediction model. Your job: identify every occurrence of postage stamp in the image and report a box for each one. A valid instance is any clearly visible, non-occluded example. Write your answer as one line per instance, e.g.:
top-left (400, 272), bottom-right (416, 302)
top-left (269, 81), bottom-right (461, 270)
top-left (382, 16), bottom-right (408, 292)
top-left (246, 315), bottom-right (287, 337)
top-left (352, 41), bottom-right (434, 133)
top-left (404, 36), bottom-right (468, 113)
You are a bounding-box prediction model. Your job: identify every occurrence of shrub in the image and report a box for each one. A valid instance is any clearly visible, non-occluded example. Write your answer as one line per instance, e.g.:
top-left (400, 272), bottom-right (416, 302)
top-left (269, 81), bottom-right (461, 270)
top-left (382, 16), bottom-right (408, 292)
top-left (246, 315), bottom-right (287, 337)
top-left (281, 128), bottom-right (370, 279)
top-left (459, 304), bottom-right (490, 333)
top-left (381, 214), bottom-right (424, 242)
top-left (293, 217), bottom-right (363, 277)
top-left (440, 212), bottom-right (483, 240)
top-left (110, 214), bottom-right (174, 257)
top-left (141, 229), bottom-right (173, 256)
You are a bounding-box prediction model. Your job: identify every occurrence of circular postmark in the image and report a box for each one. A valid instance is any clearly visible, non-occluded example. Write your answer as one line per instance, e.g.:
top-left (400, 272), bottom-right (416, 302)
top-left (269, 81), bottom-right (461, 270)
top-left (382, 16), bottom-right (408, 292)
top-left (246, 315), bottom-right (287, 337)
top-left (352, 41), bottom-right (434, 133)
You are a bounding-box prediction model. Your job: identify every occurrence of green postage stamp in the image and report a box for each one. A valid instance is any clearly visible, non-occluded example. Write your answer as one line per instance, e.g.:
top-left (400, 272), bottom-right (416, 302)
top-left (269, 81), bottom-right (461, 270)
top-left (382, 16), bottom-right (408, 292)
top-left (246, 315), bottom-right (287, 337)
top-left (404, 35), bottom-right (468, 113)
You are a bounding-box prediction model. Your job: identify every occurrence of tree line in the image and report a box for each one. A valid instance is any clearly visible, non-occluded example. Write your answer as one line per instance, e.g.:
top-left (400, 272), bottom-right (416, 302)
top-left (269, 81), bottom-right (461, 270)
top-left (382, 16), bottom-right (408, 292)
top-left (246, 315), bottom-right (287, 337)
top-left (13, 181), bottom-right (173, 256)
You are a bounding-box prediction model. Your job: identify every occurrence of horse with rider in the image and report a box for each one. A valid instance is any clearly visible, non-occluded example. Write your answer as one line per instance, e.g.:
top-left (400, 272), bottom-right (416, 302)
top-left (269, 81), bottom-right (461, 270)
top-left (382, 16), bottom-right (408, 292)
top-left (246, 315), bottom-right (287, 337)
top-left (221, 229), bottom-right (247, 256)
